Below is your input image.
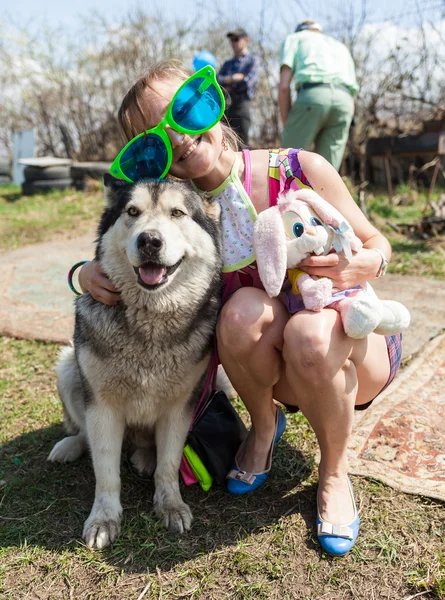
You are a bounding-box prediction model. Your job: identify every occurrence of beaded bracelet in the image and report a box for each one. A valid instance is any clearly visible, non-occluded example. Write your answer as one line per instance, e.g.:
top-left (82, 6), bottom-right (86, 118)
top-left (68, 260), bottom-right (90, 295)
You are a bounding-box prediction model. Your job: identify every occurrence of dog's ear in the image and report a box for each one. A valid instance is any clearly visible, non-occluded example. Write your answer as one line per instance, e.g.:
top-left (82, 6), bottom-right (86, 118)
top-left (202, 196), bottom-right (221, 224)
top-left (103, 172), bottom-right (133, 190)
top-left (103, 172), bottom-right (115, 188)
top-left (103, 173), bottom-right (133, 207)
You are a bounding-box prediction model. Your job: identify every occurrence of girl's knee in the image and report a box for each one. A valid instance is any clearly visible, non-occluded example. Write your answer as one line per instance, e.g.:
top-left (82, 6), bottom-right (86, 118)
top-left (283, 310), bottom-right (345, 376)
top-left (217, 288), bottom-right (286, 354)
top-left (218, 291), bottom-right (259, 343)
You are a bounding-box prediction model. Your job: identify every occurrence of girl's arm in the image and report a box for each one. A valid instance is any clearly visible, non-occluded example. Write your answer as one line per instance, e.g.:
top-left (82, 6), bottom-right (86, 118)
top-left (278, 66), bottom-right (293, 126)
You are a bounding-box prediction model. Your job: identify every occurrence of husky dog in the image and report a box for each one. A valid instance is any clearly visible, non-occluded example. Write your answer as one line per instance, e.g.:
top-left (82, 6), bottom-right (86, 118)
top-left (48, 175), bottom-right (222, 548)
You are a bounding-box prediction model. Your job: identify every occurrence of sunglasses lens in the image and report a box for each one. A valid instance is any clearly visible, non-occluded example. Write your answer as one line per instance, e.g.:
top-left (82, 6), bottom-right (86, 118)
top-left (172, 77), bottom-right (222, 132)
top-left (120, 133), bottom-right (168, 180)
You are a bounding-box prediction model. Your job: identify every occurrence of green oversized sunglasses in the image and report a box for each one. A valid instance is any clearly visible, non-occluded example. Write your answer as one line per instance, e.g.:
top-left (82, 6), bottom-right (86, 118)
top-left (110, 66), bottom-right (225, 183)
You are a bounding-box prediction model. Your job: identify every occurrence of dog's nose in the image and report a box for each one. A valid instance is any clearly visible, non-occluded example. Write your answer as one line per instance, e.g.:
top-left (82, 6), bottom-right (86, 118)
top-left (137, 231), bottom-right (163, 251)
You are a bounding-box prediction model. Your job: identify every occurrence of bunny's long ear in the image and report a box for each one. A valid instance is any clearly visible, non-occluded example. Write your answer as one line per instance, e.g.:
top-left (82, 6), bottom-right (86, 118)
top-left (253, 206), bottom-right (287, 298)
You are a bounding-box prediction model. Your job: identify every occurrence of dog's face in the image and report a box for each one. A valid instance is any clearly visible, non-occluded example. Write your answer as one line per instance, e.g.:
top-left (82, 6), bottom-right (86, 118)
top-left (282, 200), bottom-right (329, 267)
top-left (97, 176), bottom-right (221, 294)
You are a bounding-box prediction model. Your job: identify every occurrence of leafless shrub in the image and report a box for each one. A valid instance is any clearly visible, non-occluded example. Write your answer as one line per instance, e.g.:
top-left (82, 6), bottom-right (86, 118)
top-left (0, 2), bottom-right (443, 163)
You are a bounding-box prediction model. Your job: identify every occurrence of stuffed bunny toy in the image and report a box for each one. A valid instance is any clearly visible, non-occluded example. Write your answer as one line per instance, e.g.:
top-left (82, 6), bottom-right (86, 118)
top-left (253, 188), bottom-right (410, 339)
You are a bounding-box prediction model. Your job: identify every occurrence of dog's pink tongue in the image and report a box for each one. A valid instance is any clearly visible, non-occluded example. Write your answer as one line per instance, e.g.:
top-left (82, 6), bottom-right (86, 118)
top-left (139, 265), bottom-right (166, 285)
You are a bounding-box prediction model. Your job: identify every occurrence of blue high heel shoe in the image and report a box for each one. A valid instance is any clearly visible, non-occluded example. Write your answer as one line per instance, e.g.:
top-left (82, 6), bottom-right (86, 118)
top-left (227, 407), bottom-right (286, 495)
top-left (316, 477), bottom-right (360, 556)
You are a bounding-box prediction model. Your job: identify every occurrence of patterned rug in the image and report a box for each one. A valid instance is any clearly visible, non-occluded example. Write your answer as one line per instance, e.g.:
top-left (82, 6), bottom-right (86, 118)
top-left (348, 334), bottom-right (445, 502)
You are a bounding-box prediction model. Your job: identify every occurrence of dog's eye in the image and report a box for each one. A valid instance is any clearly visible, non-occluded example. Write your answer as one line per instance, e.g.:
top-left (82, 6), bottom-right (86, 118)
top-left (171, 208), bottom-right (185, 218)
top-left (127, 206), bottom-right (139, 217)
top-left (310, 217), bottom-right (323, 227)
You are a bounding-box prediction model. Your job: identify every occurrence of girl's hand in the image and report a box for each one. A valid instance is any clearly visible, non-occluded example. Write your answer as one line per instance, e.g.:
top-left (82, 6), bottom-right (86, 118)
top-left (298, 248), bottom-right (382, 291)
top-left (78, 259), bottom-right (121, 306)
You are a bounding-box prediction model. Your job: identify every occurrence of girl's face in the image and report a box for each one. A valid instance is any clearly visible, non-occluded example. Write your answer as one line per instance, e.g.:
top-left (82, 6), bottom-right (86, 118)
top-left (142, 77), bottom-right (225, 182)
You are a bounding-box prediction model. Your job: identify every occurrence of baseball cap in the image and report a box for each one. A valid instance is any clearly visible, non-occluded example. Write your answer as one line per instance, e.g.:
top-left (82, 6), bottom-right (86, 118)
top-left (295, 20), bottom-right (322, 33)
top-left (227, 28), bottom-right (248, 39)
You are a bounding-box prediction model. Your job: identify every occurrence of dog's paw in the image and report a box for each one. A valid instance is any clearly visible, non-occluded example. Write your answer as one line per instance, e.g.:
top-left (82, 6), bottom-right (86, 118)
top-left (47, 435), bottom-right (86, 463)
top-left (154, 498), bottom-right (193, 534)
top-left (130, 447), bottom-right (156, 478)
top-left (82, 503), bottom-right (123, 549)
top-left (83, 518), bottom-right (121, 549)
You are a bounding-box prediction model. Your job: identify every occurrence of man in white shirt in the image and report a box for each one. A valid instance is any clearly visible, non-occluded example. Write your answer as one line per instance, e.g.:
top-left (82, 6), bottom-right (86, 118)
top-left (279, 20), bottom-right (359, 171)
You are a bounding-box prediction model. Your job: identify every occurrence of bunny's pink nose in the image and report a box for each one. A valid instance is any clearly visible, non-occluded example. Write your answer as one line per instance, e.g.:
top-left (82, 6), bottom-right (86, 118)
top-left (306, 226), bottom-right (317, 236)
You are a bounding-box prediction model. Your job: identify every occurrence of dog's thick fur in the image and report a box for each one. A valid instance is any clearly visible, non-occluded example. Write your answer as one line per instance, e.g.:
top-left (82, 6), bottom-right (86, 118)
top-left (48, 176), bottom-right (222, 548)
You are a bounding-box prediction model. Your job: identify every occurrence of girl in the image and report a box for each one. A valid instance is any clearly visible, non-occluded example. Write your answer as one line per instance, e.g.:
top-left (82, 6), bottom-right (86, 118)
top-left (75, 60), bottom-right (401, 556)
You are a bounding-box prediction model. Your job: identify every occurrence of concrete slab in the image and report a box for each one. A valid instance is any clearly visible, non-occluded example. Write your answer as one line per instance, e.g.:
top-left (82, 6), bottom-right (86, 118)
top-left (0, 234), bottom-right (94, 344)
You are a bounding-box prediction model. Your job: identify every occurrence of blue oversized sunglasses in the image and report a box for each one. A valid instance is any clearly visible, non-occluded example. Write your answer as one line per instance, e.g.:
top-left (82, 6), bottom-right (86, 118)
top-left (110, 66), bottom-right (225, 183)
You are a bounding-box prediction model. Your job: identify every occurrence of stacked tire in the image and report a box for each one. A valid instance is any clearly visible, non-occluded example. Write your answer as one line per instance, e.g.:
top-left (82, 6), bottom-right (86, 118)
top-left (70, 162), bottom-right (112, 190)
top-left (22, 165), bottom-right (73, 196)
top-left (0, 157), bottom-right (11, 185)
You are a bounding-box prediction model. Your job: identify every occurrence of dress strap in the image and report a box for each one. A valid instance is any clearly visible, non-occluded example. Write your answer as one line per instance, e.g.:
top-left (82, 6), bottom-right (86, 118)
top-left (269, 177), bottom-right (278, 207)
top-left (268, 149), bottom-right (280, 207)
top-left (241, 148), bottom-right (251, 196)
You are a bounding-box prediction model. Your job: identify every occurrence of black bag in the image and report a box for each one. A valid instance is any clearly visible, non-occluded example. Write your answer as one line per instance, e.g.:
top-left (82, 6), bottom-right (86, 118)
top-left (187, 390), bottom-right (247, 486)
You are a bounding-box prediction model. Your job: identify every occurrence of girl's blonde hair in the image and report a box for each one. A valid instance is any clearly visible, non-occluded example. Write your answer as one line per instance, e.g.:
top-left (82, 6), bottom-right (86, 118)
top-left (118, 59), bottom-right (239, 151)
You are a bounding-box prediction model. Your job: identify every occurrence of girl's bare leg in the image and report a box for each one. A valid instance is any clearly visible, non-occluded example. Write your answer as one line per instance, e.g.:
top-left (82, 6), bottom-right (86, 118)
top-left (217, 288), bottom-right (288, 473)
top-left (219, 290), bottom-right (391, 526)
top-left (274, 308), bottom-right (390, 524)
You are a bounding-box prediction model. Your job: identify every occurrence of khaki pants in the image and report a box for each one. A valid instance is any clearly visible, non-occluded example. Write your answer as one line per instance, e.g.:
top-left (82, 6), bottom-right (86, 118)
top-left (281, 85), bottom-right (354, 171)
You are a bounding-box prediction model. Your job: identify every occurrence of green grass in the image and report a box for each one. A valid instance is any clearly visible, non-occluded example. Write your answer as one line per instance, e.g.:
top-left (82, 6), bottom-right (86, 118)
top-left (386, 236), bottom-right (445, 278)
top-left (363, 185), bottom-right (445, 279)
top-left (1, 336), bottom-right (444, 599)
top-left (0, 184), bottom-right (103, 253)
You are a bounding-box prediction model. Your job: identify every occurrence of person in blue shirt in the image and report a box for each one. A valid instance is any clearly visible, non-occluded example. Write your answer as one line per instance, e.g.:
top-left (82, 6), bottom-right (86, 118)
top-left (217, 28), bottom-right (260, 147)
